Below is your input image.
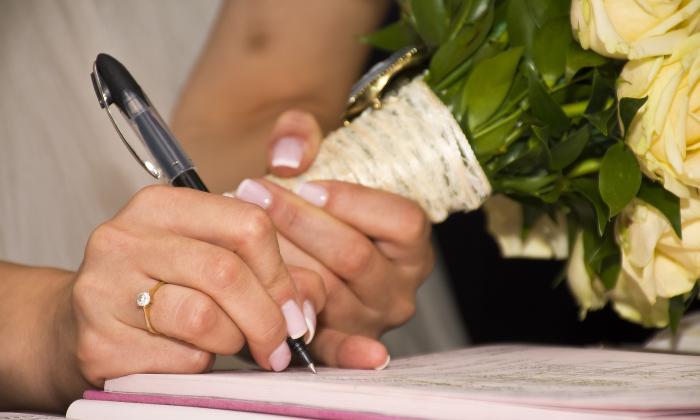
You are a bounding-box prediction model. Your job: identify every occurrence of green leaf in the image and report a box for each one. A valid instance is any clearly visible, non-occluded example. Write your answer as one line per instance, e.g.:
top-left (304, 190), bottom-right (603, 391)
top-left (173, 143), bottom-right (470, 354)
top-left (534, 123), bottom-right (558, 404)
top-left (410, 0), bottom-right (449, 46)
top-left (586, 70), bottom-right (614, 114)
top-left (361, 20), bottom-right (419, 52)
top-left (463, 47), bottom-right (524, 130)
top-left (637, 179), bottom-right (682, 239)
top-left (472, 116), bottom-right (518, 158)
top-left (565, 43), bottom-right (607, 80)
top-left (571, 178), bottom-right (608, 235)
top-left (550, 125), bottom-right (591, 171)
top-left (506, 0), bottom-right (538, 52)
top-left (619, 96), bottom-right (648, 136)
top-left (430, 25), bottom-right (480, 84)
top-left (585, 106), bottom-right (616, 137)
top-left (582, 223), bottom-right (619, 282)
top-left (599, 143), bottom-right (642, 218)
top-left (494, 173), bottom-right (558, 194)
top-left (599, 256), bottom-right (621, 289)
top-left (532, 18), bottom-right (572, 86)
top-left (526, 64), bottom-right (570, 136)
top-left (669, 294), bottom-right (685, 334)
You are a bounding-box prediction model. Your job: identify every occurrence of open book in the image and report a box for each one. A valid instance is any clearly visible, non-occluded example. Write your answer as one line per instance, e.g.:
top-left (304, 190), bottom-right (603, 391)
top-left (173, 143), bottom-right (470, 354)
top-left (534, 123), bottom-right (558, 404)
top-left (67, 345), bottom-right (700, 419)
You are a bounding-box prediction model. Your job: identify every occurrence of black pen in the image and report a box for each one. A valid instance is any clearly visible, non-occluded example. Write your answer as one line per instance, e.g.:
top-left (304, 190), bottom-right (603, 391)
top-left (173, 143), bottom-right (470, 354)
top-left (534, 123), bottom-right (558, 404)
top-left (91, 53), bottom-right (316, 374)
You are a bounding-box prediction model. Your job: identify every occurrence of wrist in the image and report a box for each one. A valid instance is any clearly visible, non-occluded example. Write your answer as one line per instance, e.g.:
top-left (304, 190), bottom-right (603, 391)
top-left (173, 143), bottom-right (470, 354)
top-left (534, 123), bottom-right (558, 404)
top-left (0, 264), bottom-right (84, 412)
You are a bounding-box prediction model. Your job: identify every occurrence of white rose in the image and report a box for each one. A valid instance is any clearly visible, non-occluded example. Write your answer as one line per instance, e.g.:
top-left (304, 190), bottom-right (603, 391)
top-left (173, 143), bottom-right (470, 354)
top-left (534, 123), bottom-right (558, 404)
top-left (571, 0), bottom-right (700, 59)
top-left (566, 232), bottom-right (608, 319)
top-left (613, 196), bottom-right (700, 326)
top-left (483, 195), bottom-right (568, 259)
top-left (618, 33), bottom-right (700, 197)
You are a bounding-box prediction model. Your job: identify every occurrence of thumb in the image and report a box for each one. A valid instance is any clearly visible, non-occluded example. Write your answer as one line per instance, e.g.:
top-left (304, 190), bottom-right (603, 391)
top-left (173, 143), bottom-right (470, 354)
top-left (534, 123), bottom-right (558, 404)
top-left (268, 110), bottom-right (322, 178)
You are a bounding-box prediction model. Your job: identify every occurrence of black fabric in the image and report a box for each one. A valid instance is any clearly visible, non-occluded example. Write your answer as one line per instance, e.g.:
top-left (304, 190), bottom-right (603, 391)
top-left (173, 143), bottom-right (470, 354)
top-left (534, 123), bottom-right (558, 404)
top-left (434, 211), bottom-right (656, 345)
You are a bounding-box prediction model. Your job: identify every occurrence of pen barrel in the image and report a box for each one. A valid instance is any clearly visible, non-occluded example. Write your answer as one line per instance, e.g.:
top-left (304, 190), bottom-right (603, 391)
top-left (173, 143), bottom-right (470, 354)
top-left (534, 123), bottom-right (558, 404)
top-left (128, 102), bottom-right (194, 182)
top-left (172, 169), bottom-right (209, 191)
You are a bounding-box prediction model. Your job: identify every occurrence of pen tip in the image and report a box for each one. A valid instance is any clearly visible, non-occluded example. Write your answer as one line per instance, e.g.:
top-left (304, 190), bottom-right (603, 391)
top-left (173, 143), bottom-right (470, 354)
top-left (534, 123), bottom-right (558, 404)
top-left (309, 363), bottom-right (317, 374)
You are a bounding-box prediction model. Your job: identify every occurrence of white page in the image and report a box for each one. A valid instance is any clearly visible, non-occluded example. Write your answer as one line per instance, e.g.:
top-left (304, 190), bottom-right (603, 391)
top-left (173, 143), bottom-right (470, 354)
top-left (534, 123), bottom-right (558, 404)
top-left (65, 400), bottom-right (285, 420)
top-left (106, 345), bottom-right (700, 418)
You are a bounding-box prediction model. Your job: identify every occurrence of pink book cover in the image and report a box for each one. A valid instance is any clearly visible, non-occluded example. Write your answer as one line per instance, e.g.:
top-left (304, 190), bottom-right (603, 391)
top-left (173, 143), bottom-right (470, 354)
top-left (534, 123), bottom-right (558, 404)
top-left (82, 390), bottom-right (412, 420)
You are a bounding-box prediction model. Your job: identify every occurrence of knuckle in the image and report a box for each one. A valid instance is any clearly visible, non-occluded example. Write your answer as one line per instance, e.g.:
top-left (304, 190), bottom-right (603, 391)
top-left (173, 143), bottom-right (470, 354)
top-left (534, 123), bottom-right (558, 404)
top-left (397, 205), bottom-right (429, 243)
top-left (85, 222), bottom-right (133, 259)
top-left (337, 242), bottom-right (374, 279)
top-left (75, 330), bottom-right (108, 380)
top-left (248, 313), bottom-right (286, 349)
top-left (178, 294), bottom-right (218, 339)
top-left (389, 297), bottom-right (417, 326)
top-left (275, 200), bottom-right (304, 232)
top-left (203, 253), bottom-right (243, 293)
top-left (183, 349), bottom-right (213, 373)
top-left (238, 205), bottom-right (274, 246)
top-left (130, 184), bottom-right (170, 209)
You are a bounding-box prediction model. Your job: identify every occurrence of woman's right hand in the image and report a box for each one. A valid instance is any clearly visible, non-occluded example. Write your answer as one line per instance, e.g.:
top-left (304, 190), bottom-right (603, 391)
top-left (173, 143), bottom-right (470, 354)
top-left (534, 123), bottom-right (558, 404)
top-left (67, 185), bottom-right (325, 388)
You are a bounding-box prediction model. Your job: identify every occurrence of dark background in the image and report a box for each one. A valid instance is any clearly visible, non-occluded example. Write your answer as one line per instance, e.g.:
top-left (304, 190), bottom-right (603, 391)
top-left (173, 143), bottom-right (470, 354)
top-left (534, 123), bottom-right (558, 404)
top-left (434, 211), bottom-right (655, 345)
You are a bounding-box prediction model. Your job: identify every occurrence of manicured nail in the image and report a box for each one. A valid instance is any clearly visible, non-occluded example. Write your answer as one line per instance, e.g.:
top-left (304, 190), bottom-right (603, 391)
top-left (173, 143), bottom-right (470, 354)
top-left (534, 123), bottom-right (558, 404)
top-left (271, 136), bottom-right (304, 169)
top-left (296, 182), bottom-right (328, 207)
top-left (269, 341), bottom-right (291, 372)
top-left (374, 355), bottom-right (391, 371)
top-left (235, 179), bottom-right (272, 209)
top-left (281, 300), bottom-right (308, 339)
top-left (303, 300), bottom-right (317, 344)
top-left (222, 191), bottom-right (235, 198)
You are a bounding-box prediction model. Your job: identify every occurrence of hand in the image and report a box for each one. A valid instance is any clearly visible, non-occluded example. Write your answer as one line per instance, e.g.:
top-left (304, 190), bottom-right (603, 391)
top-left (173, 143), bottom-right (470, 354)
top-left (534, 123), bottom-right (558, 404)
top-left (235, 110), bottom-right (435, 369)
top-left (65, 186), bottom-right (325, 390)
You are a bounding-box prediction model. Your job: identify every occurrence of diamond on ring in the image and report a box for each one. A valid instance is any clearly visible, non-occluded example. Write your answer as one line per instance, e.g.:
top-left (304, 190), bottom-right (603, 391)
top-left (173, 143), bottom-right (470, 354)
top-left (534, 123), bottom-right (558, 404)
top-left (136, 291), bottom-right (151, 307)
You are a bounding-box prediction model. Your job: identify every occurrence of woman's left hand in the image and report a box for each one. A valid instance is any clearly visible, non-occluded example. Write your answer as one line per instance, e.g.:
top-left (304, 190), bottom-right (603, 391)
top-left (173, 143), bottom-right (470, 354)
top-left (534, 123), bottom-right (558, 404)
top-left (234, 110), bottom-right (435, 370)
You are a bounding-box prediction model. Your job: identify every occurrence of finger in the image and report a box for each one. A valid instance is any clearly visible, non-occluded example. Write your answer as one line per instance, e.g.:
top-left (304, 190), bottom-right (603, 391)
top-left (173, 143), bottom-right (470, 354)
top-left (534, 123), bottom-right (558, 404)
top-left (287, 266), bottom-right (326, 344)
top-left (298, 181), bottom-right (432, 260)
top-left (311, 328), bottom-right (390, 370)
top-left (82, 324), bottom-right (215, 385)
top-left (120, 279), bottom-right (246, 355)
top-left (109, 229), bottom-right (298, 371)
top-left (255, 179), bottom-right (395, 309)
top-left (267, 110), bottom-right (322, 177)
top-left (116, 186), bottom-right (305, 334)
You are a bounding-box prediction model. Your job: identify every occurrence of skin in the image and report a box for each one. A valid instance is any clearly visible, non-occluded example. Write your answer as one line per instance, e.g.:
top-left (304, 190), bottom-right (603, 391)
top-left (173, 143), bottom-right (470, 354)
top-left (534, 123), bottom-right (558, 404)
top-left (172, 0), bottom-right (435, 368)
top-left (0, 0), bottom-right (435, 412)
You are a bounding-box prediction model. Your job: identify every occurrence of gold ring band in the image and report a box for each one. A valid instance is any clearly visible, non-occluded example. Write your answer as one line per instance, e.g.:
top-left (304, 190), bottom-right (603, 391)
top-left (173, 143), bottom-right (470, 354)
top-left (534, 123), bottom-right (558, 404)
top-left (136, 281), bottom-right (166, 335)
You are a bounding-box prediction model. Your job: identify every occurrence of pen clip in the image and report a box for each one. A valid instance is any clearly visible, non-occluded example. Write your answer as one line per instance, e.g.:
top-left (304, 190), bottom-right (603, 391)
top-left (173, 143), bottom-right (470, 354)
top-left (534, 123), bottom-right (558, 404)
top-left (91, 61), bottom-right (160, 180)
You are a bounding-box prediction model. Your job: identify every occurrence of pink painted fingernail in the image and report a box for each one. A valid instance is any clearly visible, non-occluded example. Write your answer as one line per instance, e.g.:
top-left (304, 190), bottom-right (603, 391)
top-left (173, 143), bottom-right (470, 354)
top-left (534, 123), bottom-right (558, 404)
top-left (271, 136), bottom-right (304, 169)
top-left (303, 300), bottom-right (317, 344)
top-left (269, 341), bottom-right (291, 372)
top-left (374, 355), bottom-right (391, 370)
top-left (296, 183), bottom-right (328, 207)
top-left (235, 179), bottom-right (272, 209)
top-left (281, 300), bottom-right (308, 339)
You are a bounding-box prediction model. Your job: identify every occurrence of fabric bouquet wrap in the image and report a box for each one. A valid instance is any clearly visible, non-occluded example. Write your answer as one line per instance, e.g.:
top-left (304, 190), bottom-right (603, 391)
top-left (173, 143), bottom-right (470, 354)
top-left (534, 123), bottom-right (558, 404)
top-left (268, 0), bottom-right (700, 330)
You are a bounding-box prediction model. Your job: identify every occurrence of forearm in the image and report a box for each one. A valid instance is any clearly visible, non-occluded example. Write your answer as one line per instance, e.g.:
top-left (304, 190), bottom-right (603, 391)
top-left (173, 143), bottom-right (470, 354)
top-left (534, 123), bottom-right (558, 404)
top-left (0, 262), bottom-right (83, 412)
top-left (171, 0), bottom-right (390, 193)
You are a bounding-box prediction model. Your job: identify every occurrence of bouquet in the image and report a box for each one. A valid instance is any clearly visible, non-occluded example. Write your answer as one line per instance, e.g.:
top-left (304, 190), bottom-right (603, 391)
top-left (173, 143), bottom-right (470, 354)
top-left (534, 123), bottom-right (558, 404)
top-left (269, 0), bottom-right (700, 331)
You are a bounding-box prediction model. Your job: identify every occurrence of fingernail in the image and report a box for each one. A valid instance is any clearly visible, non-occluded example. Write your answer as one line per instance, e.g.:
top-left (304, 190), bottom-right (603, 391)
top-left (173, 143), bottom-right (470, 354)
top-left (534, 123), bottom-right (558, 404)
top-left (271, 136), bottom-right (304, 169)
top-left (269, 341), bottom-right (291, 372)
top-left (296, 182), bottom-right (328, 207)
top-left (303, 300), bottom-right (316, 344)
top-left (281, 300), bottom-right (308, 339)
top-left (235, 179), bottom-right (272, 209)
top-left (374, 355), bottom-right (391, 371)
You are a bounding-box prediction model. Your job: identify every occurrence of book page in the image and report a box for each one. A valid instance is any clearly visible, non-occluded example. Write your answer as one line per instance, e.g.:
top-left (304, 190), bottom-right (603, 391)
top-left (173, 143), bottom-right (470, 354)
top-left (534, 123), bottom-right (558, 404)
top-left (106, 345), bottom-right (700, 413)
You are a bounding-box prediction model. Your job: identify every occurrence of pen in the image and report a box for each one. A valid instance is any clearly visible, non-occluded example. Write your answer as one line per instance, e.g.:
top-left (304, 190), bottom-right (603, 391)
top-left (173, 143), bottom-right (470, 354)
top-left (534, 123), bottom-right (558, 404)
top-left (90, 53), bottom-right (317, 374)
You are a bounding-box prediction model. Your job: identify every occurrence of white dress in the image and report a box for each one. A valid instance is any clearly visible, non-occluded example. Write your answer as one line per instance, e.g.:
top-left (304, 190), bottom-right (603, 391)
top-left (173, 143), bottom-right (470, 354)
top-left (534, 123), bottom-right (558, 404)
top-left (0, 0), bottom-right (468, 357)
